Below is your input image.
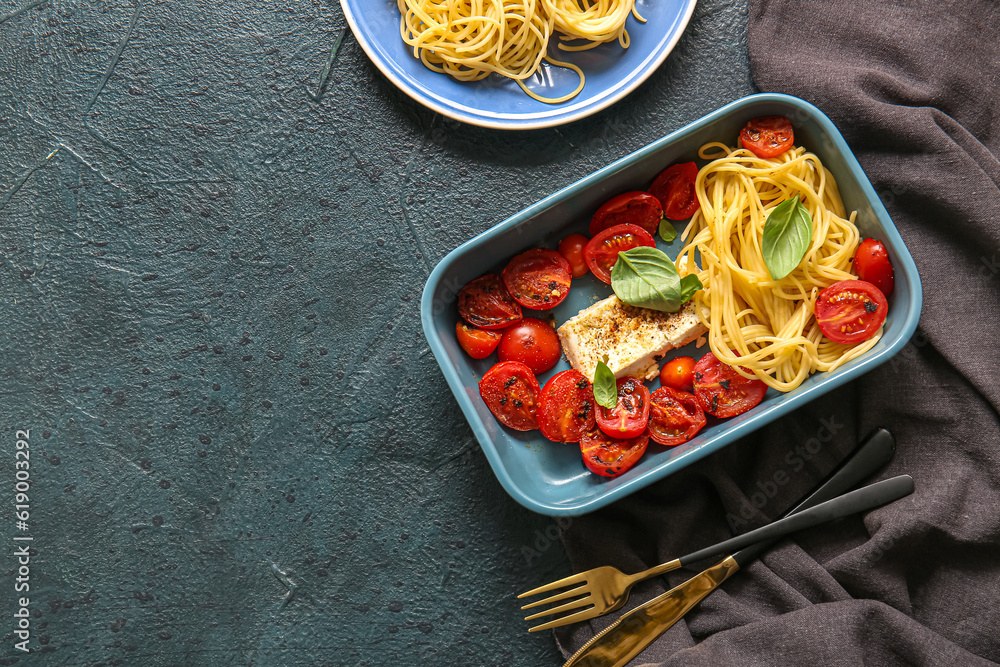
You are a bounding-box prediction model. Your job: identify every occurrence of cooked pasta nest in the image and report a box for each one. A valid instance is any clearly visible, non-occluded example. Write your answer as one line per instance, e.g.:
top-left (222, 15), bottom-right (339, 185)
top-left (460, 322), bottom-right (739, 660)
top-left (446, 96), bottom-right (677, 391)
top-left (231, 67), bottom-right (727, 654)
top-left (397, 0), bottom-right (645, 103)
top-left (675, 143), bottom-right (882, 392)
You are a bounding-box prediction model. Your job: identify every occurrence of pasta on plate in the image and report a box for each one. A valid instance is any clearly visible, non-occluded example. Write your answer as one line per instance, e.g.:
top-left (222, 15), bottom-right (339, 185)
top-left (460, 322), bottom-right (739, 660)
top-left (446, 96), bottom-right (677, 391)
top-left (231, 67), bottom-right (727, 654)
top-left (397, 0), bottom-right (644, 103)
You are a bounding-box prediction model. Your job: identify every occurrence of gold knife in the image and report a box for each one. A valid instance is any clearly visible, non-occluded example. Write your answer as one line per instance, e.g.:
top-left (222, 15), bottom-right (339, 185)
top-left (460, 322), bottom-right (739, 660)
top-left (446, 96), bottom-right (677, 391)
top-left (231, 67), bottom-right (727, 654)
top-left (562, 427), bottom-right (899, 667)
top-left (563, 555), bottom-right (741, 667)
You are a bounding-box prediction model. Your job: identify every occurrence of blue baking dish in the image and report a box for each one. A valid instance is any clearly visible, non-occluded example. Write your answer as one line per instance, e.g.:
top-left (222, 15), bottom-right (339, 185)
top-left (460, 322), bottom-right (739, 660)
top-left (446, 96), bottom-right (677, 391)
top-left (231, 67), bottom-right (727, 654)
top-left (420, 94), bottom-right (923, 516)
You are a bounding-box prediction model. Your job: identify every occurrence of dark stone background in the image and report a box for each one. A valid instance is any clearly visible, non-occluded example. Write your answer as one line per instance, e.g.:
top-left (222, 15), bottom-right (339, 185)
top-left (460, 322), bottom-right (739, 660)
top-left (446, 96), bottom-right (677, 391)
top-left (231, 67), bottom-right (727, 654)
top-left (0, 0), bottom-right (753, 664)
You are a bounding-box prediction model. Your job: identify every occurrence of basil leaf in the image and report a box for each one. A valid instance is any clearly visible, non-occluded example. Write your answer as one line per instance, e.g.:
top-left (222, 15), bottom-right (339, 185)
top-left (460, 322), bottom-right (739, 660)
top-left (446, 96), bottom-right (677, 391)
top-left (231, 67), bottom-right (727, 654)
top-left (679, 273), bottom-right (703, 302)
top-left (611, 246), bottom-right (685, 313)
top-left (658, 219), bottom-right (677, 243)
top-left (762, 198), bottom-right (813, 280)
top-left (593, 360), bottom-right (617, 410)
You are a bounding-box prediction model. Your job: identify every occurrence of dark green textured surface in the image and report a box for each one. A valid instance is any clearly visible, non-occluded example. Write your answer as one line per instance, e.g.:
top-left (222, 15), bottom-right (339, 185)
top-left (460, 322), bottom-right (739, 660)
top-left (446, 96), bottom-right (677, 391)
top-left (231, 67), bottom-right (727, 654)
top-left (0, 1), bottom-right (753, 664)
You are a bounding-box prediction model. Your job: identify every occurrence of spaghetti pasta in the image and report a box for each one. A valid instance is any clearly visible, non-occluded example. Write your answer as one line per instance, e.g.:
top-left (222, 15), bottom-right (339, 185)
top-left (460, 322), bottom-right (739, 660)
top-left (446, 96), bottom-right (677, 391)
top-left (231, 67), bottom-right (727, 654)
top-left (397, 0), bottom-right (640, 103)
top-left (675, 142), bottom-right (882, 392)
top-left (545, 0), bottom-right (644, 50)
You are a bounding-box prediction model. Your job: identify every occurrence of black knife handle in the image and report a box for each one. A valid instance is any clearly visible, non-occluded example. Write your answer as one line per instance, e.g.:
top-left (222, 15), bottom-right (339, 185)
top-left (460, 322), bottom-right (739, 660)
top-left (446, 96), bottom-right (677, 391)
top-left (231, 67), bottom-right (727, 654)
top-left (732, 427), bottom-right (895, 568)
top-left (678, 474), bottom-right (912, 567)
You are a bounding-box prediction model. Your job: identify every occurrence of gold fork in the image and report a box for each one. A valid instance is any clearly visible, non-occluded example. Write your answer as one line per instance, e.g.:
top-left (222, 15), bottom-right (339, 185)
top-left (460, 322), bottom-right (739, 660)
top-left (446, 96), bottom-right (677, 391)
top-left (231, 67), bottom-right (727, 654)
top-left (519, 561), bottom-right (682, 632)
top-left (519, 428), bottom-right (901, 633)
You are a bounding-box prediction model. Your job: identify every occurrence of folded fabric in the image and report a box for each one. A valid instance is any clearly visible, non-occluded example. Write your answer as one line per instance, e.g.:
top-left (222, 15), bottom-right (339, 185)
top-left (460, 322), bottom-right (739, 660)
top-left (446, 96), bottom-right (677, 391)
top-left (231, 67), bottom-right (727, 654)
top-left (555, 0), bottom-right (1000, 664)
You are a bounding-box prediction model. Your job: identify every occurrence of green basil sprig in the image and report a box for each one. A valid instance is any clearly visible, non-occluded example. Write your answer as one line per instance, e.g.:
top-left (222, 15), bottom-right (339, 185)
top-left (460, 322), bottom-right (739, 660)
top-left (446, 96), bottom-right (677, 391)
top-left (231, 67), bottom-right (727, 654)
top-left (658, 219), bottom-right (677, 243)
top-left (593, 360), bottom-right (617, 410)
top-left (762, 198), bottom-right (813, 280)
top-left (610, 246), bottom-right (703, 313)
top-left (679, 274), bottom-right (702, 302)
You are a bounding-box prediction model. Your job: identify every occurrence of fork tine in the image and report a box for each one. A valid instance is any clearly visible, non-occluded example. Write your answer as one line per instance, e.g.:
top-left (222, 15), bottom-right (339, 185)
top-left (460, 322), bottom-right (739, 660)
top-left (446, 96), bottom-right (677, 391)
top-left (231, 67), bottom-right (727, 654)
top-left (517, 572), bottom-right (588, 599)
top-left (523, 596), bottom-right (594, 622)
top-left (519, 584), bottom-right (589, 611)
top-left (527, 606), bottom-right (599, 633)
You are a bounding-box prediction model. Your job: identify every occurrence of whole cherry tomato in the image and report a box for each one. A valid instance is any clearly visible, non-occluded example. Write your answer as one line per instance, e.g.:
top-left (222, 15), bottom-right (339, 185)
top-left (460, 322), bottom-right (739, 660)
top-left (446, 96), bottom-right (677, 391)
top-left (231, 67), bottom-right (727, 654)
top-left (853, 238), bottom-right (894, 296)
top-left (557, 233), bottom-right (590, 278)
top-left (497, 318), bottom-right (562, 374)
top-left (659, 356), bottom-right (696, 392)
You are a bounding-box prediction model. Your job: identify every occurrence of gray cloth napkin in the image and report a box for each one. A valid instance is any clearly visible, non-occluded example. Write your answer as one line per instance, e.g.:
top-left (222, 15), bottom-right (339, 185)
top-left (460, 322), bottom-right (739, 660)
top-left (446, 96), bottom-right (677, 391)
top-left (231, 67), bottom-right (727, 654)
top-left (555, 1), bottom-right (1000, 663)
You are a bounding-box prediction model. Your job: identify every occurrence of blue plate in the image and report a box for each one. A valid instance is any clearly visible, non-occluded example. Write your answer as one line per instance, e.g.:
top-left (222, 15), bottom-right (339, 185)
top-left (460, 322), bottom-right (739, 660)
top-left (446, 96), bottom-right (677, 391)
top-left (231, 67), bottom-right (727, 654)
top-left (341, 0), bottom-right (698, 129)
top-left (421, 94), bottom-right (923, 515)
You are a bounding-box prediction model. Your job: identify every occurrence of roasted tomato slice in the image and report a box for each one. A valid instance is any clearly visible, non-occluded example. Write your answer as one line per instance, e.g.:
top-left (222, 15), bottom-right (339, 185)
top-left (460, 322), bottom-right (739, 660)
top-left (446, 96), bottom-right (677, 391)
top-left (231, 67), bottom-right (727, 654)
top-left (853, 238), bottom-right (894, 296)
top-left (458, 274), bottom-right (522, 330)
top-left (815, 280), bottom-right (888, 344)
top-left (740, 116), bottom-right (794, 159)
top-left (501, 248), bottom-right (572, 310)
top-left (648, 386), bottom-right (706, 446)
top-left (659, 356), bottom-right (696, 393)
top-left (497, 317), bottom-right (562, 375)
top-left (595, 377), bottom-right (650, 439)
top-left (456, 322), bottom-right (502, 359)
top-left (537, 369), bottom-right (597, 443)
top-left (478, 361), bottom-right (540, 431)
top-left (589, 191), bottom-right (663, 236)
top-left (580, 429), bottom-right (649, 477)
top-left (649, 162), bottom-right (700, 220)
top-left (692, 352), bottom-right (768, 418)
top-left (582, 224), bottom-right (656, 284)
top-left (557, 233), bottom-right (589, 278)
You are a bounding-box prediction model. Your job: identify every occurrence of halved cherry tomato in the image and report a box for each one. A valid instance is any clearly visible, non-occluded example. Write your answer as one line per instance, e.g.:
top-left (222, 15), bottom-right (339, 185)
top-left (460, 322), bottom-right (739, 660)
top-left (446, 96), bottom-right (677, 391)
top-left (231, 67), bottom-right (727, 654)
top-left (456, 322), bottom-right (502, 359)
top-left (740, 116), bottom-right (794, 159)
top-left (648, 387), bottom-right (706, 446)
top-left (853, 238), bottom-right (894, 296)
top-left (649, 162), bottom-right (700, 220)
top-left (478, 361), bottom-right (540, 431)
top-left (537, 369), bottom-right (596, 443)
top-left (580, 429), bottom-right (649, 477)
top-left (815, 280), bottom-right (888, 344)
top-left (589, 192), bottom-right (663, 236)
top-left (582, 224), bottom-right (656, 284)
top-left (557, 233), bottom-right (589, 278)
top-left (659, 356), bottom-right (696, 393)
top-left (692, 352), bottom-right (768, 418)
top-left (501, 248), bottom-right (572, 310)
top-left (497, 318), bottom-right (562, 374)
top-left (458, 274), bottom-right (522, 330)
top-left (595, 377), bottom-right (650, 439)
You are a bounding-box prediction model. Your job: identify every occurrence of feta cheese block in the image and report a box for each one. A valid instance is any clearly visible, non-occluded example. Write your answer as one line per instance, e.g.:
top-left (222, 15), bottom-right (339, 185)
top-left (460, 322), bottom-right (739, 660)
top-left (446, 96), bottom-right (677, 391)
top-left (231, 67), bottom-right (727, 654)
top-left (557, 295), bottom-right (707, 381)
